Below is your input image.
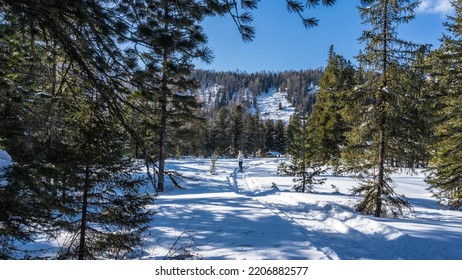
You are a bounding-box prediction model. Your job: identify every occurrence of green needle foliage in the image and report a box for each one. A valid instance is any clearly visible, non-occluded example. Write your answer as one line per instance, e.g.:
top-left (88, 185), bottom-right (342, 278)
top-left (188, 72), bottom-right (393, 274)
top-left (309, 45), bottom-right (355, 171)
top-left (285, 114), bottom-right (326, 193)
top-left (342, 0), bottom-right (423, 217)
top-left (426, 0), bottom-right (462, 210)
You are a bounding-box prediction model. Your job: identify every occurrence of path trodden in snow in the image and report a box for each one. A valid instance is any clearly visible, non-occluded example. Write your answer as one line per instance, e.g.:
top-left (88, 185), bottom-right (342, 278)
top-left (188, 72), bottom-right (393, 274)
top-left (146, 157), bottom-right (461, 260)
top-left (233, 161), bottom-right (441, 259)
top-left (148, 161), bottom-right (328, 259)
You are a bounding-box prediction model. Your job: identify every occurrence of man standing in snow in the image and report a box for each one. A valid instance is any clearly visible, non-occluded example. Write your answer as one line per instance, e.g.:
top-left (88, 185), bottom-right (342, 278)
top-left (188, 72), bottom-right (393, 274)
top-left (238, 151), bottom-right (244, 172)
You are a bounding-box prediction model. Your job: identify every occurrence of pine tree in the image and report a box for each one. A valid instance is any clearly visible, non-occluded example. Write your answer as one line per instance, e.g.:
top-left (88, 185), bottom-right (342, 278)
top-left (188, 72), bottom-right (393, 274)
top-left (231, 104), bottom-right (244, 152)
top-left (0, 0), bottom-right (165, 197)
top-left (214, 107), bottom-right (232, 156)
top-left (426, 0), bottom-right (462, 210)
top-left (342, 0), bottom-right (420, 217)
top-left (274, 119), bottom-right (286, 154)
top-left (0, 13), bottom-right (155, 259)
top-left (264, 119), bottom-right (276, 152)
top-left (223, 0), bottom-right (337, 41)
top-left (391, 45), bottom-right (430, 168)
top-left (0, 21), bottom-right (62, 258)
top-left (243, 113), bottom-right (263, 156)
top-left (309, 46), bottom-right (354, 168)
top-left (285, 114), bottom-right (325, 192)
top-left (130, 0), bottom-right (215, 192)
top-left (53, 87), bottom-right (155, 260)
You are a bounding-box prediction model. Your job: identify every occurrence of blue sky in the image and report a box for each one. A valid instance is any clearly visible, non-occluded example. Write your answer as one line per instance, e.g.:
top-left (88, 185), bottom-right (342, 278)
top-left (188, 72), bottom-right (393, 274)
top-left (194, 0), bottom-right (454, 72)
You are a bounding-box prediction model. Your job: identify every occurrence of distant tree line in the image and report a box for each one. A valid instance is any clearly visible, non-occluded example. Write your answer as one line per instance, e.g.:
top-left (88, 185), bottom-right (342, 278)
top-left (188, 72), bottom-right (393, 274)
top-left (189, 69), bottom-right (321, 158)
top-left (192, 69), bottom-right (322, 112)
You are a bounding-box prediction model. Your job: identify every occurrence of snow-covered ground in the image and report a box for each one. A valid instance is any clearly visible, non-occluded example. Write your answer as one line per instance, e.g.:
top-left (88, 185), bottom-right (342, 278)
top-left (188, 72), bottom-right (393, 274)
top-left (12, 156), bottom-right (462, 260)
top-left (145, 157), bottom-right (462, 260)
top-left (0, 149), bottom-right (12, 169)
top-left (0, 149), bottom-right (12, 187)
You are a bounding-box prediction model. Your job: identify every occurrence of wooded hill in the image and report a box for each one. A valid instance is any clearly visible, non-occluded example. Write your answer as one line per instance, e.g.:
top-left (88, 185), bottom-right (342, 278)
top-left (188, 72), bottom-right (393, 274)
top-left (192, 69), bottom-right (323, 114)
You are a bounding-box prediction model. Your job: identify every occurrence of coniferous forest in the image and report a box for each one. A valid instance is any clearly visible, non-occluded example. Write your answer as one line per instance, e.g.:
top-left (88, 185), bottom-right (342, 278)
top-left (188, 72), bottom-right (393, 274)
top-left (1, 0), bottom-right (462, 260)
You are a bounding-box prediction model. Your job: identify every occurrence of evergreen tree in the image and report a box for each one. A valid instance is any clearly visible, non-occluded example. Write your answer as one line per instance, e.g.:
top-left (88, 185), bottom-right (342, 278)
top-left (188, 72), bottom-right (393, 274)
top-left (223, 0), bottom-right (337, 41)
top-left (130, 0), bottom-right (214, 192)
top-left (231, 104), bottom-right (245, 152)
top-left (391, 45), bottom-right (430, 168)
top-left (274, 119), bottom-right (286, 154)
top-left (214, 107), bottom-right (232, 156)
top-left (0, 21), bottom-right (61, 258)
top-left (284, 114), bottom-right (325, 192)
top-left (342, 0), bottom-right (420, 217)
top-left (243, 113), bottom-right (263, 156)
top-left (0, 11), bottom-right (155, 259)
top-left (54, 90), bottom-right (155, 260)
top-left (264, 119), bottom-right (276, 152)
top-left (309, 46), bottom-right (354, 168)
top-left (426, 0), bottom-right (462, 210)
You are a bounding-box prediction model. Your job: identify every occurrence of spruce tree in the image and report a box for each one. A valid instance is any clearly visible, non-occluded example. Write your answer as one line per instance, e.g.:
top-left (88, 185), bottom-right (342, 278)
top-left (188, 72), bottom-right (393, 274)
top-left (0, 21), bottom-right (61, 259)
top-left (243, 113), bottom-right (263, 156)
top-left (284, 114), bottom-right (325, 192)
top-left (309, 46), bottom-right (354, 169)
top-left (0, 13), bottom-right (155, 259)
top-left (264, 119), bottom-right (276, 152)
top-left (231, 104), bottom-right (245, 152)
top-left (214, 107), bottom-right (232, 156)
top-left (391, 45), bottom-right (430, 168)
top-left (53, 87), bottom-right (155, 260)
top-left (342, 0), bottom-right (420, 217)
top-left (274, 119), bottom-right (286, 154)
top-left (130, 0), bottom-right (215, 192)
top-left (426, 0), bottom-right (462, 210)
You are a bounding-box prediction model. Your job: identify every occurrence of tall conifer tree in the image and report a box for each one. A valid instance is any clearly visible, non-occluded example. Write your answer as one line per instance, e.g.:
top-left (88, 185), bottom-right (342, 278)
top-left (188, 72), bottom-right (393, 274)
top-left (130, 0), bottom-right (215, 192)
top-left (0, 21), bottom-right (62, 258)
top-left (213, 107), bottom-right (232, 156)
top-left (426, 0), bottom-right (462, 210)
top-left (309, 46), bottom-right (354, 168)
top-left (55, 89), bottom-right (155, 260)
top-left (343, 0), bottom-right (420, 217)
top-left (274, 119), bottom-right (286, 154)
top-left (231, 104), bottom-right (244, 152)
top-left (264, 119), bottom-right (276, 152)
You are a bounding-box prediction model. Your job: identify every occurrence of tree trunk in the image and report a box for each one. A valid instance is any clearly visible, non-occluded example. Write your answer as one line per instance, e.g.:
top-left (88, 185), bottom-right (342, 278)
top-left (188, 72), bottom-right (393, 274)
top-left (78, 164), bottom-right (90, 259)
top-left (375, 0), bottom-right (389, 218)
top-left (157, 3), bottom-right (171, 192)
top-left (158, 87), bottom-right (167, 192)
top-left (375, 124), bottom-right (385, 217)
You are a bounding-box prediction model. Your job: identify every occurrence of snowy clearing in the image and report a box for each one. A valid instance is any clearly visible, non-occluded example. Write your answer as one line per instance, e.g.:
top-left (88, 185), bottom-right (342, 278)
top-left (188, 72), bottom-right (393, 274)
top-left (14, 157), bottom-right (462, 260)
top-left (144, 157), bottom-right (462, 260)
